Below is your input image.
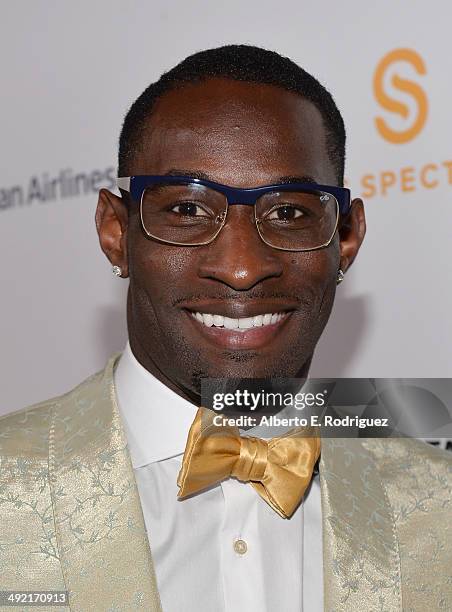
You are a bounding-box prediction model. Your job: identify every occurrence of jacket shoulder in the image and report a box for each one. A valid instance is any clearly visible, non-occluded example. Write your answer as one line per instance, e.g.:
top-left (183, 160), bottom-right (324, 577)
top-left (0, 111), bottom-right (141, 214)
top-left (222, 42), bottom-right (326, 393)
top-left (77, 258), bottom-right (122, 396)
top-left (363, 437), bottom-right (452, 515)
top-left (0, 355), bottom-right (120, 459)
top-left (0, 398), bottom-right (56, 459)
top-left (364, 435), bottom-right (452, 468)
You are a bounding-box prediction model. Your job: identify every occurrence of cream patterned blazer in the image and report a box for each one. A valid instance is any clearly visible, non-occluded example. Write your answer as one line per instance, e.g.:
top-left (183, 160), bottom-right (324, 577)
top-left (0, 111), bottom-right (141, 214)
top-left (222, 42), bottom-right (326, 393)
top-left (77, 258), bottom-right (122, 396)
top-left (1, 354), bottom-right (451, 611)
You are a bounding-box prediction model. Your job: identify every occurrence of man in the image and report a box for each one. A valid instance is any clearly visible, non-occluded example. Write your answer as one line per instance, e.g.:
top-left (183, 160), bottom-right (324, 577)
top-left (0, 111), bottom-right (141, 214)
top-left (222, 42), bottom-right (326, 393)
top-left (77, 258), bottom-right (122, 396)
top-left (1, 45), bottom-right (451, 612)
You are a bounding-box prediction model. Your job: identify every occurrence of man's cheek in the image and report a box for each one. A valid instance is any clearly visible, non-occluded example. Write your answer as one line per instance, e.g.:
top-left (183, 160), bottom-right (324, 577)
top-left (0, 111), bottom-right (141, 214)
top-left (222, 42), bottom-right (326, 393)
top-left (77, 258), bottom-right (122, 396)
top-left (306, 258), bottom-right (335, 302)
top-left (132, 253), bottom-right (181, 295)
top-left (149, 253), bottom-right (195, 292)
top-left (289, 268), bottom-right (327, 312)
top-left (292, 272), bottom-right (335, 332)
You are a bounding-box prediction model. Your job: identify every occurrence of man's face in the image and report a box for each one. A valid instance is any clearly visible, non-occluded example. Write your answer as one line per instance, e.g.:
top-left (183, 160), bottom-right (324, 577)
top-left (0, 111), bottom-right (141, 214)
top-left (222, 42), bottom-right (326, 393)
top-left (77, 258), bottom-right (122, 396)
top-left (97, 78), bottom-right (365, 398)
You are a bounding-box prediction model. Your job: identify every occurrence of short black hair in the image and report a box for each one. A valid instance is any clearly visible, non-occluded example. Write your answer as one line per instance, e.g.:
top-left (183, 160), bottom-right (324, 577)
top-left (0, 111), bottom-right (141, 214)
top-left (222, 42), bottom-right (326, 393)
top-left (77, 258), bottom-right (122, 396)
top-left (118, 44), bottom-right (346, 184)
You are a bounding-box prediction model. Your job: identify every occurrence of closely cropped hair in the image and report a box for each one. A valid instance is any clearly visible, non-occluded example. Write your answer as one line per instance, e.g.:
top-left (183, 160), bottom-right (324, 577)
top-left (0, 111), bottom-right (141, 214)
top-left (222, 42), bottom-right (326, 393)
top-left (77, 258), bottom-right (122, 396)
top-left (118, 44), bottom-right (346, 184)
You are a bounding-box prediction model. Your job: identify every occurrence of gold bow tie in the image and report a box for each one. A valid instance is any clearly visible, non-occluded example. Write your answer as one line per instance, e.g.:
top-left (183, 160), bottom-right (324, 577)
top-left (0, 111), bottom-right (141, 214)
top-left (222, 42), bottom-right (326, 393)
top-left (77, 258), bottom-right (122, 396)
top-left (177, 408), bottom-right (321, 518)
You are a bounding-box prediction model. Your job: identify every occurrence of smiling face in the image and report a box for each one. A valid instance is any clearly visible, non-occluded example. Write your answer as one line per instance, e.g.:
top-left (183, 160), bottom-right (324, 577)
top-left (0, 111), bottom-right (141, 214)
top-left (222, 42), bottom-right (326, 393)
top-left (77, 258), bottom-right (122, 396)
top-left (96, 78), bottom-right (366, 402)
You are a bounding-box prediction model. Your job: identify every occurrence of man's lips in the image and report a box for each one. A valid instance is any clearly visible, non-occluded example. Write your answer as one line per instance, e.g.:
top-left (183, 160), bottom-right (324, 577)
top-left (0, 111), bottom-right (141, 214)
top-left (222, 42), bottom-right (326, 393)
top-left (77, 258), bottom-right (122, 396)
top-left (181, 300), bottom-right (296, 350)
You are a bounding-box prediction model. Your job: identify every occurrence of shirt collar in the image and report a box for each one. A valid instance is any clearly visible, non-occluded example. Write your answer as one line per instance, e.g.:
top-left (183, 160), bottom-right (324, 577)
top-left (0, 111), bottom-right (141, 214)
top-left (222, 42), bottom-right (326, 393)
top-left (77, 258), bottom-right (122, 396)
top-left (113, 341), bottom-right (198, 469)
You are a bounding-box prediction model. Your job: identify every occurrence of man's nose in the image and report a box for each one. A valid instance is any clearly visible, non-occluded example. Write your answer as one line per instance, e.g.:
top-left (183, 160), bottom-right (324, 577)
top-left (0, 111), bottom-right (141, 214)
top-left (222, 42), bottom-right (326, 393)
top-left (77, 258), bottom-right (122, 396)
top-left (196, 206), bottom-right (284, 291)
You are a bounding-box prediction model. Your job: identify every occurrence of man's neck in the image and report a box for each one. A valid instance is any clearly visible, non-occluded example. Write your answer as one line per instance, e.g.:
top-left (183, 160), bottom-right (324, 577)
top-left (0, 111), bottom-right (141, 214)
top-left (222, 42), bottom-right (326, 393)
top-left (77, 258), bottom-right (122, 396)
top-left (128, 330), bottom-right (201, 406)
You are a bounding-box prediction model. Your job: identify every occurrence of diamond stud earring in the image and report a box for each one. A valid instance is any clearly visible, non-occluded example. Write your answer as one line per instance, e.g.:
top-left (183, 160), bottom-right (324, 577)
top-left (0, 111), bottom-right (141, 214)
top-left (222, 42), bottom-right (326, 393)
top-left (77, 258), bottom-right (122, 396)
top-left (112, 265), bottom-right (122, 277)
top-left (336, 268), bottom-right (345, 284)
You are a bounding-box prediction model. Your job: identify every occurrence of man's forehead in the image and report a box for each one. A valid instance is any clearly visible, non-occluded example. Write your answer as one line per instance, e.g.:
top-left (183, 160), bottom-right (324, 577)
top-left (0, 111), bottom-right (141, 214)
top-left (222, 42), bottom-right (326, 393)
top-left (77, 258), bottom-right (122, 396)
top-left (148, 78), bottom-right (323, 131)
top-left (130, 78), bottom-right (335, 185)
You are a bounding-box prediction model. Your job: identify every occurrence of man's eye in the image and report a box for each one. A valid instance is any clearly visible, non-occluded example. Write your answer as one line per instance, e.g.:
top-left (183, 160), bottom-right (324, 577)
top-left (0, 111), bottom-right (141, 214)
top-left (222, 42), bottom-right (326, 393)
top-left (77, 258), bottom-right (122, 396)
top-left (170, 202), bottom-right (210, 217)
top-left (266, 205), bottom-right (305, 221)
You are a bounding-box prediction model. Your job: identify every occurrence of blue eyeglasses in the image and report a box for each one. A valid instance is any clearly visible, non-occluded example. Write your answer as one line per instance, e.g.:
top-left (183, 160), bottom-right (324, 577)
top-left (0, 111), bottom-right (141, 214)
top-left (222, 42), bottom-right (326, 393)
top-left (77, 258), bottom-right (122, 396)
top-left (117, 175), bottom-right (351, 252)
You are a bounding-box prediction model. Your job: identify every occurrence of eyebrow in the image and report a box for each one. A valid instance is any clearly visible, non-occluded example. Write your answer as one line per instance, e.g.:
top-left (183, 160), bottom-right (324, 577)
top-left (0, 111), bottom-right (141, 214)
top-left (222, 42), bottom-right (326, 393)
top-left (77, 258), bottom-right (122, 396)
top-left (164, 169), bottom-right (319, 185)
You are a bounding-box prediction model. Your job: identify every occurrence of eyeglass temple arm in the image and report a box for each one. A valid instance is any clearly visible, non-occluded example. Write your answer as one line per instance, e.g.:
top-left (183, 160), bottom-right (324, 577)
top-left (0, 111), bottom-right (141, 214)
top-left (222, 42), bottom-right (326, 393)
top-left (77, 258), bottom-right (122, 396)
top-left (117, 177), bottom-right (131, 192)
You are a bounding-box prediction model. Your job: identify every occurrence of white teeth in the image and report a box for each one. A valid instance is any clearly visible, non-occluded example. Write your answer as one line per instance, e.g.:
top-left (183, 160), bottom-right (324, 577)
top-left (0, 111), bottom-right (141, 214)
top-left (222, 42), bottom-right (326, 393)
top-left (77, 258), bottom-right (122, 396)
top-left (202, 313), bottom-right (214, 327)
top-left (191, 311), bottom-right (288, 330)
top-left (224, 317), bottom-right (239, 329)
top-left (238, 317), bottom-right (254, 329)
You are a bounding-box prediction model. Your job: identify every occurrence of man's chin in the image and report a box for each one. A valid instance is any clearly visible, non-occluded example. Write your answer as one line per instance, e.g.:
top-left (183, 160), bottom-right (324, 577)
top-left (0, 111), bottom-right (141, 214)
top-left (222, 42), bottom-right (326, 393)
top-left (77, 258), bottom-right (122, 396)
top-left (185, 354), bottom-right (310, 396)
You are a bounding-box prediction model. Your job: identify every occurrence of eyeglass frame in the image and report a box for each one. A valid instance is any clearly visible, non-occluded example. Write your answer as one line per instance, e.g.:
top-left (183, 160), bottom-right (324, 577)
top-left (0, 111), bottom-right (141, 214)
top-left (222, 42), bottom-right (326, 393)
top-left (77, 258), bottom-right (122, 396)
top-left (116, 175), bottom-right (352, 252)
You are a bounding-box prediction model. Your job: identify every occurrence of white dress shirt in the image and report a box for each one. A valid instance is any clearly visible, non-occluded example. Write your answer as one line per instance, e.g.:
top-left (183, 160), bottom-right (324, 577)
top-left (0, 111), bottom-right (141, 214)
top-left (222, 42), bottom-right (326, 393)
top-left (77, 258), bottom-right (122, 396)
top-left (114, 342), bottom-right (323, 612)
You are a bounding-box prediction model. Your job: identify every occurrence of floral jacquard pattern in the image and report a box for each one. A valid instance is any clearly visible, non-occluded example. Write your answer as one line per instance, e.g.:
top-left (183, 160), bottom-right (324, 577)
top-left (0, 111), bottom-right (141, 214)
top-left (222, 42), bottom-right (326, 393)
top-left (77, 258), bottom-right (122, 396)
top-left (0, 355), bottom-right (162, 612)
top-left (320, 437), bottom-right (401, 611)
top-left (0, 401), bottom-right (67, 611)
top-left (320, 436), bottom-right (452, 611)
top-left (363, 438), bottom-right (452, 611)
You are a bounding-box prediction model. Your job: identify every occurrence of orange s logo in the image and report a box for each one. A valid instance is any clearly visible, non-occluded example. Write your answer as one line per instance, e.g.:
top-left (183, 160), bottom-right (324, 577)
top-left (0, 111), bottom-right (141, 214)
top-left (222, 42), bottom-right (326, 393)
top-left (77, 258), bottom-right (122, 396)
top-left (373, 49), bottom-right (428, 143)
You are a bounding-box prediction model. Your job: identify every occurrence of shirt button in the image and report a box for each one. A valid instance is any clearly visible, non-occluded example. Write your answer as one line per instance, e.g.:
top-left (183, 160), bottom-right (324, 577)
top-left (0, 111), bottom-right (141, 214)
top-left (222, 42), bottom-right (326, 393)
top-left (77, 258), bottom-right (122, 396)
top-left (233, 539), bottom-right (248, 555)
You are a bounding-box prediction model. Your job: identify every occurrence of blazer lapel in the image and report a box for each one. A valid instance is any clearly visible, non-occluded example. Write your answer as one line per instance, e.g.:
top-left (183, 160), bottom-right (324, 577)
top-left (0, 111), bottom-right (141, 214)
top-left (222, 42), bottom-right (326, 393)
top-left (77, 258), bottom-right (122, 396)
top-left (319, 437), bottom-right (401, 611)
top-left (49, 354), bottom-right (163, 611)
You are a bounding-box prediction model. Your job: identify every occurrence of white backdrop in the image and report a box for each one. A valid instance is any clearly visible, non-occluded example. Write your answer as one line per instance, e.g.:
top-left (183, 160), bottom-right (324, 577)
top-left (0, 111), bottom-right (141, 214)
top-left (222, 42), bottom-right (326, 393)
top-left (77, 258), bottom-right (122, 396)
top-left (1, 0), bottom-right (451, 415)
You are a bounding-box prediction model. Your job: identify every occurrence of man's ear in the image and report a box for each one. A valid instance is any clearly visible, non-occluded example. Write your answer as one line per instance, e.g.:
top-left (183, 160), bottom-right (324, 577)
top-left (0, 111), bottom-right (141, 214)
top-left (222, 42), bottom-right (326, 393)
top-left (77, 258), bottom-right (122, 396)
top-left (95, 189), bottom-right (129, 277)
top-left (338, 198), bottom-right (366, 273)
